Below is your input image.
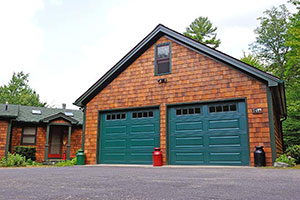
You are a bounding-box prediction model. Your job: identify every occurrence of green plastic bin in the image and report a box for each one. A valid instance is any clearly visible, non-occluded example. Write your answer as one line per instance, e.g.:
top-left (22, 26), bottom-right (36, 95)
top-left (76, 150), bottom-right (85, 165)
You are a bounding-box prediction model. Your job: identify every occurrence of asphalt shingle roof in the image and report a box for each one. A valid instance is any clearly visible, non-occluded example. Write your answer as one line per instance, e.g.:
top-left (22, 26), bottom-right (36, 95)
top-left (0, 104), bottom-right (83, 124)
top-left (0, 104), bottom-right (18, 118)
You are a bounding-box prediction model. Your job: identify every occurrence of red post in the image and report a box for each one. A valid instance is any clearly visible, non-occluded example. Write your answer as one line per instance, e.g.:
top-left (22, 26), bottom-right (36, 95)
top-left (62, 143), bottom-right (66, 160)
top-left (153, 147), bottom-right (163, 166)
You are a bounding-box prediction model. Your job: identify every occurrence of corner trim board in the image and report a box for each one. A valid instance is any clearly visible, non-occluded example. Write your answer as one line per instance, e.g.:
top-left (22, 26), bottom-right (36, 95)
top-left (267, 87), bottom-right (277, 164)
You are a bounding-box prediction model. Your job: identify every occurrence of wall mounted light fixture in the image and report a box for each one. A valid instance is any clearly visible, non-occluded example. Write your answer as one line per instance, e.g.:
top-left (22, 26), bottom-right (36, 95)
top-left (157, 78), bottom-right (167, 84)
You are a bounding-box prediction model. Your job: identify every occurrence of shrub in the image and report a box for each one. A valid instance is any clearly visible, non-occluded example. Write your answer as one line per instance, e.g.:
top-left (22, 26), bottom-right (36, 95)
top-left (0, 153), bottom-right (27, 167)
top-left (276, 154), bottom-right (296, 166)
top-left (26, 159), bottom-right (42, 166)
top-left (71, 157), bottom-right (77, 165)
top-left (285, 145), bottom-right (300, 164)
top-left (14, 146), bottom-right (36, 161)
top-left (55, 157), bottom-right (77, 167)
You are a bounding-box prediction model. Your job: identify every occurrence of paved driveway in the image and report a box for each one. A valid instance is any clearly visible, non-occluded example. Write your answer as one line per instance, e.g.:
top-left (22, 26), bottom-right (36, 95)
top-left (0, 166), bottom-right (299, 200)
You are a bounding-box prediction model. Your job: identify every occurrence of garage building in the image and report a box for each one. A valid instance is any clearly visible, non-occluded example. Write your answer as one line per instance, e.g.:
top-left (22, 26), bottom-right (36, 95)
top-left (74, 24), bottom-right (286, 166)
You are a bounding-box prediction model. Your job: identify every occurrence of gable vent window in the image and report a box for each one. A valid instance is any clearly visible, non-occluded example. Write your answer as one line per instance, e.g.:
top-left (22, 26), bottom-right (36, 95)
top-left (155, 43), bottom-right (171, 75)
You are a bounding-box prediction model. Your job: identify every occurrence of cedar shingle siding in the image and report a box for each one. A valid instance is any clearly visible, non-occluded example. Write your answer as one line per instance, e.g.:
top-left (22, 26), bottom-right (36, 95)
top-left (83, 36), bottom-right (282, 166)
top-left (0, 120), bottom-right (8, 158)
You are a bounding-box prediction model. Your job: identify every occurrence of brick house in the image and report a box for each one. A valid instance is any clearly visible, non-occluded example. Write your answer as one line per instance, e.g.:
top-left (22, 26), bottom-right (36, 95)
top-left (74, 24), bottom-right (286, 166)
top-left (0, 104), bottom-right (82, 162)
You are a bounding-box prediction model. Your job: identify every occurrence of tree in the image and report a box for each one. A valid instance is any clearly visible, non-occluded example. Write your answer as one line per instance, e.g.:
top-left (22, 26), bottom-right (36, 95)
top-left (184, 16), bottom-right (221, 48)
top-left (285, 0), bottom-right (300, 84)
top-left (240, 52), bottom-right (265, 71)
top-left (283, 82), bottom-right (300, 147)
top-left (0, 72), bottom-right (46, 107)
top-left (282, 0), bottom-right (300, 148)
top-left (250, 4), bottom-right (290, 80)
top-left (250, 2), bottom-right (300, 149)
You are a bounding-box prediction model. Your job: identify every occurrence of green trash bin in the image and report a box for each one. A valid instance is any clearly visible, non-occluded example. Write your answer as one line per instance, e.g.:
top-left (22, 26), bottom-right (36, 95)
top-left (76, 149), bottom-right (85, 165)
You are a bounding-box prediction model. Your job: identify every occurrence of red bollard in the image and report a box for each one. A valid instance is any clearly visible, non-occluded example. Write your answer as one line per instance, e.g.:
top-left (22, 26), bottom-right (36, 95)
top-left (153, 147), bottom-right (163, 166)
top-left (62, 152), bottom-right (66, 160)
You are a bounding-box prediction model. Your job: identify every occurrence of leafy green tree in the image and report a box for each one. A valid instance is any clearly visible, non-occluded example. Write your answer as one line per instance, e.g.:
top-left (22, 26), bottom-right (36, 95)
top-left (240, 52), bottom-right (265, 71)
top-left (283, 82), bottom-right (300, 147)
top-left (0, 72), bottom-right (46, 107)
top-left (184, 16), bottom-right (221, 48)
top-left (250, 4), bottom-right (290, 80)
top-left (250, 2), bottom-right (300, 149)
top-left (285, 0), bottom-right (300, 84)
top-left (282, 0), bottom-right (300, 148)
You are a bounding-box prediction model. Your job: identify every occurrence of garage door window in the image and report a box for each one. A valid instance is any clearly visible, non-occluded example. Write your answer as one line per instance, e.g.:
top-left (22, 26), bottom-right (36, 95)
top-left (106, 113), bottom-right (126, 120)
top-left (176, 107), bottom-right (201, 115)
top-left (209, 104), bottom-right (237, 113)
top-left (132, 111), bottom-right (154, 119)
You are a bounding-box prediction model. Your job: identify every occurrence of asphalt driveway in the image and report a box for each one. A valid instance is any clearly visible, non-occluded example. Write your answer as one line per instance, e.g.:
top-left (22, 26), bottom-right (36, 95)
top-left (0, 165), bottom-right (299, 200)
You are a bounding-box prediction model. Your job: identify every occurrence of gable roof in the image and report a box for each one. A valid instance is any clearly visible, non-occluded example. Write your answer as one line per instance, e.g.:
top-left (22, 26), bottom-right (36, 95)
top-left (0, 104), bottom-right (83, 125)
top-left (41, 112), bottom-right (79, 125)
top-left (73, 24), bottom-right (286, 117)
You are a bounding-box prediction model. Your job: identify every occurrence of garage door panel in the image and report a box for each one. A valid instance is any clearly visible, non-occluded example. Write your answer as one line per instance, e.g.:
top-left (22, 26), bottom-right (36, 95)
top-left (101, 152), bottom-right (126, 163)
top-left (208, 152), bottom-right (242, 165)
top-left (130, 124), bottom-right (155, 134)
top-left (175, 136), bottom-right (204, 147)
top-left (208, 135), bottom-right (241, 147)
top-left (175, 121), bottom-right (203, 131)
top-left (208, 119), bottom-right (240, 130)
top-left (173, 152), bottom-right (204, 164)
top-left (105, 126), bottom-right (127, 135)
top-left (103, 139), bottom-right (127, 149)
top-left (129, 152), bottom-right (153, 163)
top-left (130, 138), bottom-right (155, 148)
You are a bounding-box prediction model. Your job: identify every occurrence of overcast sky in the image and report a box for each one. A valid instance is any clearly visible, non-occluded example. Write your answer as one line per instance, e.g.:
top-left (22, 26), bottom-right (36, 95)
top-left (0, 0), bottom-right (290, 109)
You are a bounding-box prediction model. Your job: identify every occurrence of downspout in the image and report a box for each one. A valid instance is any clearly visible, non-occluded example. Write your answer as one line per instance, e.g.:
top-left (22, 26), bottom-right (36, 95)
top-left (280, 116), bottom-right (287, 152)
top-left (279, 81), bottom-right (287, 152)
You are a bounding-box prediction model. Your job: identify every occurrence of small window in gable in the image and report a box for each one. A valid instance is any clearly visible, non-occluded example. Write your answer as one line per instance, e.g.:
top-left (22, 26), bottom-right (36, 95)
top-left (155, 43), bottom-right (171, 75)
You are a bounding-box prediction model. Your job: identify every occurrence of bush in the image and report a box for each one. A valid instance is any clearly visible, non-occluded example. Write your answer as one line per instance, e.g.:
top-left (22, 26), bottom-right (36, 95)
top-left (276, 154), bottom-right (296, 166)
top-left (0, 153), bottom-right (27, 167)
top-left (14, 146), bottom-right (36, 161)
top-left (55, 157), bottom-right (77, 167)
top-left (71, 157), bottom-right (77, 165)
top-left (285, 145), bottom-right (300, 164)
top-left (26, 159), bottom-right (42, 166)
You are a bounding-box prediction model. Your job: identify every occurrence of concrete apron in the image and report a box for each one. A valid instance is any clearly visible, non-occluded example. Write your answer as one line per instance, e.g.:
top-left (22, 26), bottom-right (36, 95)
top-left (82, 164), bottom-right (253, 169)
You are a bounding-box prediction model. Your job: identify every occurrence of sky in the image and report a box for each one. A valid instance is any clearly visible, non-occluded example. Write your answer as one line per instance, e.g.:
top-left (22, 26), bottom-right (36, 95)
top-left (0, 0), bottom-right (291, 109)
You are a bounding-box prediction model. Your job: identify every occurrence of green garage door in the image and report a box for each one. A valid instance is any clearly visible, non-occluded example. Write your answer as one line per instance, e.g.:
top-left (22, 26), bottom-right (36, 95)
top-left (100, 108), bottom-right (160, 164)
top-left (169, 101), bottom-right (249, 166)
